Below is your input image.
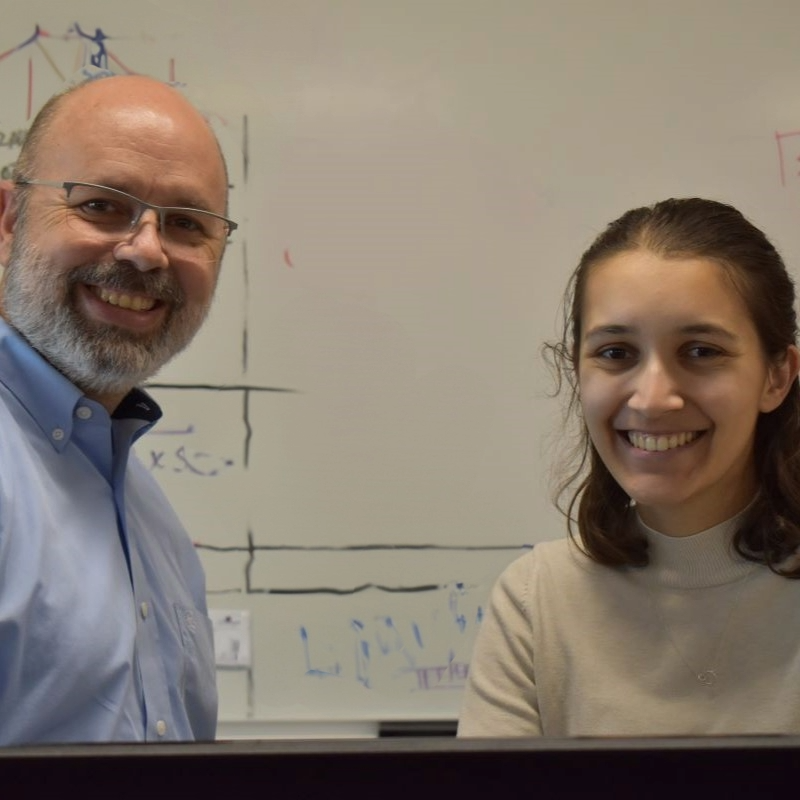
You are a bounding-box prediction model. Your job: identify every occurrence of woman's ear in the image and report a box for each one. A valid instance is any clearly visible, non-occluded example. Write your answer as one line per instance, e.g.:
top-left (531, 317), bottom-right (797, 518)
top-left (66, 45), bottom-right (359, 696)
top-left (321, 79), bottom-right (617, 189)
top-left (760, 344), bottom-right (800, 413)
top-left (0, 180), bottom-right (19, 267)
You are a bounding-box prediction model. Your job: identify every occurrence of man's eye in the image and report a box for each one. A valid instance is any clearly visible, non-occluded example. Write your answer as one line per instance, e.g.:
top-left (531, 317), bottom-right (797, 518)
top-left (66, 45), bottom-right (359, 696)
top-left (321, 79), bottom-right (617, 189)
top-left (166, 213), bottom-right (204, 234)
top-left (79, 199), bottom-right (125, 217)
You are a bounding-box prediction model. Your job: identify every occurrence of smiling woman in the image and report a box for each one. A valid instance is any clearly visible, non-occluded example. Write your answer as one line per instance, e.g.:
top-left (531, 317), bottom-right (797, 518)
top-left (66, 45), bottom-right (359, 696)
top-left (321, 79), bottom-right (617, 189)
top-left (577, 250), bottom-right (794, 537)
top-left (458, 198), bottom-right (800, 738)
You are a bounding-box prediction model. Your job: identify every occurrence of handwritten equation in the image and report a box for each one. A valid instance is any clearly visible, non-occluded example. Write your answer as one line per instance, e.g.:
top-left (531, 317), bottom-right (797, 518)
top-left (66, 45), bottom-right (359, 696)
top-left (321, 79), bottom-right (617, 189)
top-left (299, 586), bottom-right (482, 692)
top-left (147, 442), bottom-right (235, 478)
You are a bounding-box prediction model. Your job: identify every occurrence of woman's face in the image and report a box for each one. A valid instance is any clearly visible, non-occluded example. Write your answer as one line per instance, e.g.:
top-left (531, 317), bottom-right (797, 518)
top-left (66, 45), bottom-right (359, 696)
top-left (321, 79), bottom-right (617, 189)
top-left (576, 249), bottom-right (796, 536)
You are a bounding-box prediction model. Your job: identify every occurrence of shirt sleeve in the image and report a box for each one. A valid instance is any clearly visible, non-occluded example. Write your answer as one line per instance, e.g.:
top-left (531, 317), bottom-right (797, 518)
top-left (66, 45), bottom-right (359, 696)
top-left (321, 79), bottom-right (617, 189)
top-left (457, 552), bottom-right (541, 737)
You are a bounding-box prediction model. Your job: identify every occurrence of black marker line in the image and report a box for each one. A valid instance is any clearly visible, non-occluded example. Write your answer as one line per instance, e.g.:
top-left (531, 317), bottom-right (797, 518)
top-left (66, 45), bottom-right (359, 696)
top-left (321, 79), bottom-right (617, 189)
top-left (249, 583), bottom-right (444, 596)
top-left (243, 388), bottom-right (252, 468)
top-left (242, 113), bottom-right (249, 184)
top-left (241, 317), bottom-right (249, 375)
top-left (244, 528), bottom-right (257, 593)
top-left (198, 544), bottom-right (247, 552)
top-left (197, 542), bottom-right (531, 553)
top-left (145, 382), bottom-right (297, 393)
top-left (241, 237), bottom-right (249, 374)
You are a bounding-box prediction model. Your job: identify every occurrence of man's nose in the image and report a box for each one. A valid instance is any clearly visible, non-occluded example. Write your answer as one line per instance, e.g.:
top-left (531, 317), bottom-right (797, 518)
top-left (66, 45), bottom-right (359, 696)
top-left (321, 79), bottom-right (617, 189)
top-left (111, 208), bottom-right (169, 272)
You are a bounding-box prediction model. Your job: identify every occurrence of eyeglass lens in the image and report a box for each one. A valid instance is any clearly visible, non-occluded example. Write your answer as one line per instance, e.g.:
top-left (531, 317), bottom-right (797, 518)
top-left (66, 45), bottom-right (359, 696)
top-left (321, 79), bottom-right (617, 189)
top-left (63, 183), bottom-right (231, 248)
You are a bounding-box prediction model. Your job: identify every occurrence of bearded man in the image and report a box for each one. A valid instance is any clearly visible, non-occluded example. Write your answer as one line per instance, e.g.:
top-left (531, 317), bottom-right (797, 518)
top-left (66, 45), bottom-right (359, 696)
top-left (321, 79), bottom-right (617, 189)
top-left (0, 73), bottom-right (236, 744)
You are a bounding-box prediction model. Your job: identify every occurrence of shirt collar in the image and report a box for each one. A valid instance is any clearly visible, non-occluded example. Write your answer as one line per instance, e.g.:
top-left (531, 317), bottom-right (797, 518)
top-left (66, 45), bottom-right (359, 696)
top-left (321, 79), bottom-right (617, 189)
top-left (0, 318), bottom-right (161, 450)
top-left (634, 510), bottom-right (753, 588)
top-left (113, 387), bottom-right (162, 423)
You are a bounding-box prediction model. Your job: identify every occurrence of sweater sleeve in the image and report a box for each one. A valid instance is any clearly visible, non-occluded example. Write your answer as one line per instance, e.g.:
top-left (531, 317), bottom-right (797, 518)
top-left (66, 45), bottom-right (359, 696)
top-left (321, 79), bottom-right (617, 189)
top-left (457, 552), bottom-right (540, 736)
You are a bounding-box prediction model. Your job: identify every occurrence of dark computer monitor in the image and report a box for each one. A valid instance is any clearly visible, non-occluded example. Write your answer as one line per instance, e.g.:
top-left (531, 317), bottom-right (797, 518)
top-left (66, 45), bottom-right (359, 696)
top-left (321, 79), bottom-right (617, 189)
top-left (0, 735), bottom-right (794, 797)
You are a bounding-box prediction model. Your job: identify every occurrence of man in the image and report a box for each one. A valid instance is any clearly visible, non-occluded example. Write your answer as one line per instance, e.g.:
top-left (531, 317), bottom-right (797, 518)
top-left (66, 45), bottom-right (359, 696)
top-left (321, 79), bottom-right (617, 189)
top-left (0, 73), bottom-right (235, 743)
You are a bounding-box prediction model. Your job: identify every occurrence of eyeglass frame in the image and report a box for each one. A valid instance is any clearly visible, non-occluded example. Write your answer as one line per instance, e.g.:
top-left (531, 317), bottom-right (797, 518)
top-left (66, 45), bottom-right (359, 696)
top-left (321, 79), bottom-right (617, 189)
top-left (14, 178), bottom-right (238, 241)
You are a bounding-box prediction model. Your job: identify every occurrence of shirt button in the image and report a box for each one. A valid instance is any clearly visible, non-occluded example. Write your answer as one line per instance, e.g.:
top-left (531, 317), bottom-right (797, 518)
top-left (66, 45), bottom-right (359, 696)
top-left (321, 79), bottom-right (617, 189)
top-left (156, 720), bottom-right (167, 737)
top-left (76, 406), bottom-right (92, 420)
top-left (51, 428), bottom-right (65, 441)
top-left (140, 601), bottom-right (149, 619)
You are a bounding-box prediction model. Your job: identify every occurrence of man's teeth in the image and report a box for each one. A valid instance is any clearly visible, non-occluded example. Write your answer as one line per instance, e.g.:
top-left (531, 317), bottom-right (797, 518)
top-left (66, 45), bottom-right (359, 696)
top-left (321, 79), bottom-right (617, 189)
top-left (96, 287), bottom-right (155, 312)
top-left (627, 431), bottom-right (698, 452)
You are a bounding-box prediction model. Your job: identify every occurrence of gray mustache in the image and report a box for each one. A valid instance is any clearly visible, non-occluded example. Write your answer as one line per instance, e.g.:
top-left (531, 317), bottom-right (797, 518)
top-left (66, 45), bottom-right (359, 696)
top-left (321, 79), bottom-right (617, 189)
top-left (69, 262), bottom-right (184, 305)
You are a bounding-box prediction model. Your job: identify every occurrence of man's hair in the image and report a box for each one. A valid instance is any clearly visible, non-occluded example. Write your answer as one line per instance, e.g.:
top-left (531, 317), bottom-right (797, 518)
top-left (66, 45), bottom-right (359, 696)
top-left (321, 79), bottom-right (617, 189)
top-left (544, 197), bottom-right (800, 576)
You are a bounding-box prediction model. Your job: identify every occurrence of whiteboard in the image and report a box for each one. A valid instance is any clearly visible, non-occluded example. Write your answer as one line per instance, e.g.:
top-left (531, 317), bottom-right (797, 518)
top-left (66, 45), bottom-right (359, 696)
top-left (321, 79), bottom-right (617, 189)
top-left (2, 0), bottom-right (800, 728)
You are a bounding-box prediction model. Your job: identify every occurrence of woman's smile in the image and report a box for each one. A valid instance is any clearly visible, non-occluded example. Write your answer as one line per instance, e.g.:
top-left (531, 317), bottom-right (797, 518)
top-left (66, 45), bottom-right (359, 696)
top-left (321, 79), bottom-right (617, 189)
top-left (624, 430), bottom-right (703, 452)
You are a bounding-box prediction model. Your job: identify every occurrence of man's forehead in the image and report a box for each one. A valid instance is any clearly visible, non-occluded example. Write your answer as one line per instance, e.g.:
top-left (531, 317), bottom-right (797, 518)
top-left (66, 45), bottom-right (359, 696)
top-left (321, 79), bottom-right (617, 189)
top-left (34, 86), bottom-right (227, 199)
top-left (54, 81), bottom-right (209, 137)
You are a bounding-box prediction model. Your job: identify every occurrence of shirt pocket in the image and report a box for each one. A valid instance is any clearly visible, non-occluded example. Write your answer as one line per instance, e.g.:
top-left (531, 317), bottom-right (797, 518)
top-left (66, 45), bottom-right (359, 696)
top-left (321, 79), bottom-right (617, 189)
top-left (174, 603), bottom-right (218, 739)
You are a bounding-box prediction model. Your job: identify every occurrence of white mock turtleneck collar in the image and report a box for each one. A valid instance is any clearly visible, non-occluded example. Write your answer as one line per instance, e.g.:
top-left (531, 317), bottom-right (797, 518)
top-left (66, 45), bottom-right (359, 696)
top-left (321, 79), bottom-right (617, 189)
top-left (635, 511), bottom-right (755, 589)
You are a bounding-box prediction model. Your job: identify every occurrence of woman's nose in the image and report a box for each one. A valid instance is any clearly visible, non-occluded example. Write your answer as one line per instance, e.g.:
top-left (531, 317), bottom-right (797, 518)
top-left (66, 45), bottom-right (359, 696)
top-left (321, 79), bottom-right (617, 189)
top-left (626, 359), bottom-right (684, 415)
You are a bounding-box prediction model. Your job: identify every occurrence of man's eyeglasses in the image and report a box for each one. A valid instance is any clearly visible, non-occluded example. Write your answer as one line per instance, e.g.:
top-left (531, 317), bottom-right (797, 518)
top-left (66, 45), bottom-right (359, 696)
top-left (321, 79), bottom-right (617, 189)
top-left (15, 179), bottom-right (238, 254)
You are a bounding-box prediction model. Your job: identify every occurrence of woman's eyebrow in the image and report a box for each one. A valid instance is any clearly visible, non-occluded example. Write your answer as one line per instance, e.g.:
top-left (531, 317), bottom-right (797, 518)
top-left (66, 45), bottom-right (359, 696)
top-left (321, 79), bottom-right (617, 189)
top-left (583, 324), bottom-right (634, 342)
top-left (583, 323), bottom-right (739, 342)
top-left (677, 323), bottom-right (738, 341)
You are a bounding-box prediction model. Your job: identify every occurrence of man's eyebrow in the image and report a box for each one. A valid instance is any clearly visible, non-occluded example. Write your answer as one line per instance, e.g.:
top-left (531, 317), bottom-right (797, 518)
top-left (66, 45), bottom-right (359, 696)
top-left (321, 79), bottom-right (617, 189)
top-left (166, 194), bottom-right (216, 212)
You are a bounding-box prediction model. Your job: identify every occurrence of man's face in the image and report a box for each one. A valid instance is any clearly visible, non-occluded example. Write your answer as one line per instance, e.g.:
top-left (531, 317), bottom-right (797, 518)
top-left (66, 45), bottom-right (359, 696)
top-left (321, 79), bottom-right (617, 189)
top-left (0, 77), bottom-right (230, 405)
top-left (2, 221), bottom-right (211, 396)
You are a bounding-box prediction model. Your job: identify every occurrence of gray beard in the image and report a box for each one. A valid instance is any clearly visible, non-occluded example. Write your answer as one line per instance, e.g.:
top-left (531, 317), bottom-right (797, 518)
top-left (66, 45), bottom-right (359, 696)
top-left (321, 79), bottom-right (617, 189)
top-left (1, 234), bottom-right (212, 397)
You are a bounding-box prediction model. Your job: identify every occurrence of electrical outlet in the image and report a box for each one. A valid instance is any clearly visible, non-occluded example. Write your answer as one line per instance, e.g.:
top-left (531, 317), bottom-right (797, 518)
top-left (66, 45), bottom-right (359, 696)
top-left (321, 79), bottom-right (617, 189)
top-left (209, 609), bottom-right (252, 668)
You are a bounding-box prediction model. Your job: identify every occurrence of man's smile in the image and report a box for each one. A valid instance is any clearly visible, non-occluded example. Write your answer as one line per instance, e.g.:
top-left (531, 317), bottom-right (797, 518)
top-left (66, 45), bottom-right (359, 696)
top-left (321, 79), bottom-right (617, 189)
top-left (90, 285), bottom-right (158, 312)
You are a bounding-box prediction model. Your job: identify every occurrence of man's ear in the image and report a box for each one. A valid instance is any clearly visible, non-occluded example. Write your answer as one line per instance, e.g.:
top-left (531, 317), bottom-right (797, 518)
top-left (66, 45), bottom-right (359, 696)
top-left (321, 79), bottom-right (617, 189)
top-left (760, 344), bottom-right (800, 413)
top-left (0, 180), bottom-right (19, 267)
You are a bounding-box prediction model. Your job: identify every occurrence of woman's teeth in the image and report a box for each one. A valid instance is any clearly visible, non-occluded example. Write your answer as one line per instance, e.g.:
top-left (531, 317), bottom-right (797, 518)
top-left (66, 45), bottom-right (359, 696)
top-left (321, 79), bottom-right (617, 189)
top-left (627, 431), bottom-right (699, 452)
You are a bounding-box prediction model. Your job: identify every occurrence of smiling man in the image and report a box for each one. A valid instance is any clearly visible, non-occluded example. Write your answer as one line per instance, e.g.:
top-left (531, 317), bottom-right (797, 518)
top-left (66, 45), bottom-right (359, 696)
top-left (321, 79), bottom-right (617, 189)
top-left (0, 73), bottom-right (236, 744)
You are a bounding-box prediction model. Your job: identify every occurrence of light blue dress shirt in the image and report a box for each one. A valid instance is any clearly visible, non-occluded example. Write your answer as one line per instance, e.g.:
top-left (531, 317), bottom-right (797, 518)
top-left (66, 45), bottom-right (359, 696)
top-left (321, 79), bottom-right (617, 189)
top-left (0, 318), bottom-right (217, 744)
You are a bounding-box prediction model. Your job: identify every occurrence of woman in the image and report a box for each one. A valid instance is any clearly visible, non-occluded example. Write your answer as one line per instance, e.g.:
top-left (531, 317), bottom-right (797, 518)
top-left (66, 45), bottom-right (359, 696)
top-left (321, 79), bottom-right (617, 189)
top-left (458, 198), bottom-right (800, 737)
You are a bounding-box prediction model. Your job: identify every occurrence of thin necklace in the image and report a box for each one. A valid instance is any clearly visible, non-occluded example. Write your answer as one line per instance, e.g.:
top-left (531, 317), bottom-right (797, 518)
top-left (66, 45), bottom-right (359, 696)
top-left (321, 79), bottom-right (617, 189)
top-left (650, 566), bottom-right (755, 687)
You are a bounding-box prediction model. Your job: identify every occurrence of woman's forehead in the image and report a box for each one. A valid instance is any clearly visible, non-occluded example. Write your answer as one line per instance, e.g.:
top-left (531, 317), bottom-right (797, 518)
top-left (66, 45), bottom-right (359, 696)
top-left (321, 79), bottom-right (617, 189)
top-left (580, 252), bottom-right (755, 334)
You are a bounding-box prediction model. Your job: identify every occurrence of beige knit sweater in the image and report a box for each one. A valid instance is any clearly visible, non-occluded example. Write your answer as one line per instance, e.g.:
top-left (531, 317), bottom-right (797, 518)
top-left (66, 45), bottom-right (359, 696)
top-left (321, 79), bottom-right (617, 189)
top-left (458, 515), bottom-right (800, 737)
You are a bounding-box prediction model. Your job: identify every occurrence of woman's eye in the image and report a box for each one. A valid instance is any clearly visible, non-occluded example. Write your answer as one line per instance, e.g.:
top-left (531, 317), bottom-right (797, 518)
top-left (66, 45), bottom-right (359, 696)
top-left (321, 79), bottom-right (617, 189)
top-left (597, 346), bottom-right (630, 360)
top-left (686, 345), bottom-right (722, 359)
